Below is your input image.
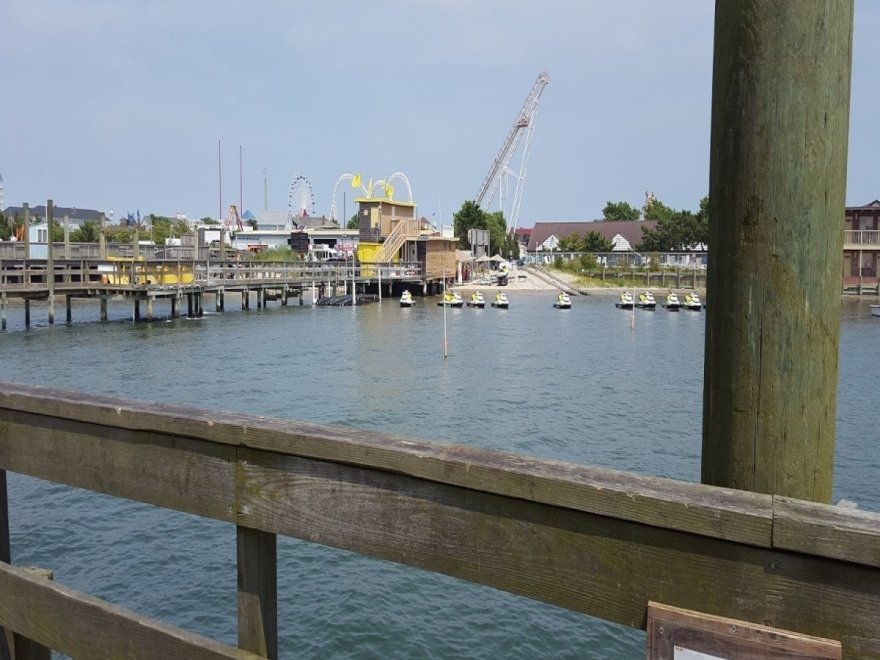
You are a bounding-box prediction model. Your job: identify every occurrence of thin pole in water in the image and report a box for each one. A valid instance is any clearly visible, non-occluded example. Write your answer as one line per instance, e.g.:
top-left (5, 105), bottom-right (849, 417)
top-left (443, 274), bottom-right (448, 359)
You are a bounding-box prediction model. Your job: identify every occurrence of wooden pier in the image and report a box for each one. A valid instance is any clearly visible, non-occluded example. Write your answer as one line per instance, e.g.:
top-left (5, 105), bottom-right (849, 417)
top-left (0, 258), bottom-right (425, 328)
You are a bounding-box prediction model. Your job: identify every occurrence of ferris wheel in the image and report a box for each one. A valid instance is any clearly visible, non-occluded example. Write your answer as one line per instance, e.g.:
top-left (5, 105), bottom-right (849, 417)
top-left (288, 173), bottom-right (316, 221)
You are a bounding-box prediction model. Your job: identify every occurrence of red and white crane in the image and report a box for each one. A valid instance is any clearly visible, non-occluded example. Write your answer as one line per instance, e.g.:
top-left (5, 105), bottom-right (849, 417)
top-left (474, 72), bottom-right (549, 233)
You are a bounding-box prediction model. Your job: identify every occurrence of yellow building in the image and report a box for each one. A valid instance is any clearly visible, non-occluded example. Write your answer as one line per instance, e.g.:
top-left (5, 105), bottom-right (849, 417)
top-left (354, 197), bottom-right (456, 281)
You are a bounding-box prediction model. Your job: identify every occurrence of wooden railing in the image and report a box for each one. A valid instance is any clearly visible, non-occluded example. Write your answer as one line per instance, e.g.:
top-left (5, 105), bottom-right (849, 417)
top-left (373, 219), bottom-right (420, 263)
top-left (1, 383), bottom-right (879, 658)
top-left (844, 230), bottom-right (880, 247)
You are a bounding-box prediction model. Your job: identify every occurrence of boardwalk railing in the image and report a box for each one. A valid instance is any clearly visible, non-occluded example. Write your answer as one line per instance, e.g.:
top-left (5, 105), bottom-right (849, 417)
top-left (1, 383), bottom-right (879, 658)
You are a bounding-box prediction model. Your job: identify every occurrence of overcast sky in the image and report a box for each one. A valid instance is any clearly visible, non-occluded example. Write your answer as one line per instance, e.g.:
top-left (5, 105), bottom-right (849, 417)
top-left (1, 1), bottom-right (877, 227)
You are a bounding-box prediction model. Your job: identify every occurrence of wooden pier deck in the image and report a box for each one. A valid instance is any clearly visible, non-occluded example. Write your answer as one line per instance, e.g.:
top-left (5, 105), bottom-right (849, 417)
top-left (0, 259), bottom-right (425, 327)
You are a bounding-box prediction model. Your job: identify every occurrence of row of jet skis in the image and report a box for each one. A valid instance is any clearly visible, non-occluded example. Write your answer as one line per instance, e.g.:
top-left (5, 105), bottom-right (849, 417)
top-left (615, 290), bottom-right (703, 311)
top-left (399, 290), bottom-right (510, 309)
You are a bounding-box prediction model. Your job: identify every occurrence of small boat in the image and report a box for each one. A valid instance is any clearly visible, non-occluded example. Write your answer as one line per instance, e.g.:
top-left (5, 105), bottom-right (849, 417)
top-left (399, 290), bottom-right (414, 307)
top-left (437, 290), bottom-right (464, 307)
top-left (491, 292), bottom-right (509, 309)
top-left (871, 304), bottom-right (880, 317)
top-left (664, 291), bottom-right (681, 311)
top-left (553, 292), bottom-right (572, 309)
top-left (615, 291), bottom-right (634, 310)
top-left (635, 291), bottom-right (656, 309)
top-left (467, 291), bottom-right (485, 308)
top-left (683, 290), bottom-right (702, 311)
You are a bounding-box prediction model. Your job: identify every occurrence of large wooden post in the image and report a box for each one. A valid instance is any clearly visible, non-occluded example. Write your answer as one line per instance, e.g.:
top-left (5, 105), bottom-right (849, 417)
top-left (702, 1), bottom-right (854, 502)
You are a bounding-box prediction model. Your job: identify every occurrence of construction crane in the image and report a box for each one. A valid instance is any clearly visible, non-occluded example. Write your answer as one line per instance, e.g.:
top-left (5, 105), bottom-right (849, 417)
top-left (474, 72), bottom-right (549, 234)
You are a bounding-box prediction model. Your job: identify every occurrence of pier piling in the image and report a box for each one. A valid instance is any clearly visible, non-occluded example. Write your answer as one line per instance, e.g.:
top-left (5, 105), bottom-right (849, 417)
top-left (702, 0), bottom-right (853, 502)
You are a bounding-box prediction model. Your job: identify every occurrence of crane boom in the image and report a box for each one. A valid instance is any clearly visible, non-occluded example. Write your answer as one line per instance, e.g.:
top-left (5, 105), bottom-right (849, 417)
top-left (474, 72), bottom-right (549, 221)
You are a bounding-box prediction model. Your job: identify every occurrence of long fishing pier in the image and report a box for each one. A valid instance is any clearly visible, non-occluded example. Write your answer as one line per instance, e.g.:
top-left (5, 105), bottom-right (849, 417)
top-left (0, 259), bottom-right (424, 328)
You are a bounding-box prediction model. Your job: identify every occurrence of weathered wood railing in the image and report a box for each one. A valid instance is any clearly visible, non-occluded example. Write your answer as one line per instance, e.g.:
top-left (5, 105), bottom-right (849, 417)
top-left (1, 383), bottom-right (879, 658)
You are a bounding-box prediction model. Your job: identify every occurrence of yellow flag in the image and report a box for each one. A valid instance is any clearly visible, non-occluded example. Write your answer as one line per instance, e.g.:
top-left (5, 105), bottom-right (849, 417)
top-left (351, 173), bottom-right (361, 189)
top-left (384, 183), bottom-right (394, 199)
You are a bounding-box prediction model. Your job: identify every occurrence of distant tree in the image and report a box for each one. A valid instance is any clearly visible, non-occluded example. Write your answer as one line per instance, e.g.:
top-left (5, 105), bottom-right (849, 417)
top-left (70, 220), bottom-right (101, 243)
top-left (150, 216), bottom-right (173, 245)
top-left (0, 212), bottom-right (10, 240)
top-left (347, 214), bottom-right (359, 230)
top-left (637, 196), bottom-right (708, 251)
top-left (583, 230), bottom-right (614, 252)
top-left (172, 220), bottom-right (190, 237)
top-left (557, 232), bottom-right (581, 251)
top-left (201, 216), bottom-right (220, 225)
top-left (643, 198), bottom-right (677, 222)
top-left (452, 200), bottom-right (486, 249)
top-left (602, 201), bottom-right (641, 221)
top-left (247, 218), bottom-right (258, 230)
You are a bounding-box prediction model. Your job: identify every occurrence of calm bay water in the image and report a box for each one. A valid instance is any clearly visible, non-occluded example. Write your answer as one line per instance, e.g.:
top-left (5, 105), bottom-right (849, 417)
top-left (3, 292), bottom-right (878, 658)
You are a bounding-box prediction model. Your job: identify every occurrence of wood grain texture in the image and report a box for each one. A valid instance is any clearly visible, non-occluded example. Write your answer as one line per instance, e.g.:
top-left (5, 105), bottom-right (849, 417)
top-left (703, 1), bottom-right (854, 501)
top-left (236, 526), bottom-right (277, 659)
top-left (647, 601), bottom-right (842, 659)
top-left (772, 496), bottom-right (880, 568)
top-left (234, 451), bottom-right (880, 656)
top-left (0, 382), bottom-right (772, 546)
top-left (0, 409), bottom-right (236, 522)
top-left (0, 563), bottom-right (262, 660)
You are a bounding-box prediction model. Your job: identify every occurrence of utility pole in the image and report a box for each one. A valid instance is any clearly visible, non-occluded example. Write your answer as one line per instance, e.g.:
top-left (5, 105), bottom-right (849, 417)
top-left (702, 1), bottom-right (854, 503)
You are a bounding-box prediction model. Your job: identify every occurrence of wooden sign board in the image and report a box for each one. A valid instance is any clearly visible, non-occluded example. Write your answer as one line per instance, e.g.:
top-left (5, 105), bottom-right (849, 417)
top-left (646, 602), bottom-right (842, 659)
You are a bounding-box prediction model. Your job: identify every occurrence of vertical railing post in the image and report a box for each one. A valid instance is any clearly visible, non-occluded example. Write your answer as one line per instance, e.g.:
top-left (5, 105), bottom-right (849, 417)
top-left (237, 525), bottom-right (277, 659)
top-left (702, 1), bottom-right (854, 502)
top-left (46, 200), bottom-right (54, 325)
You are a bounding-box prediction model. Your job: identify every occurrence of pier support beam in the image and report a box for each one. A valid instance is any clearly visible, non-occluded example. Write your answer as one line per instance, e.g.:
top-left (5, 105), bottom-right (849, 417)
top-left (146, 297), bottom-right (153, 322)
top-left (171, 296), bottom-right (179, 319)
top-left (1, 292), bottom-right (6, 330)
top-left (100, 297), bottom-right (108, 322)
top-left (187, 294), bottom-right (194, 318)
top-left (133, 299), bottom-right (141, 322)
top-left (236, 526), bottom-right (277, 659)
top-left (24, 301), bottom-right (30, 329)
top-left (65, 296), bottom-right (72, 325)
top-left (702, 0), bottom-right (853, 503)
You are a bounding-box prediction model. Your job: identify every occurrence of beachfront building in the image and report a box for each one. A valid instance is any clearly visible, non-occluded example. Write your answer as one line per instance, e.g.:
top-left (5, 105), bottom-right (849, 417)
top-left (843, 200), bottom-right (880, 292)
top-left (354, 195), bottom-right (456, 282)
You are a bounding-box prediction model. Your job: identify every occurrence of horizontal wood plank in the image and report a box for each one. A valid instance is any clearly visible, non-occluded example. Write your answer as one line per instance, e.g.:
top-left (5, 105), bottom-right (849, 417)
top-left (0, 562), bottom-right (261, 660)
top-left (646, 601), bottom-right (842, 659)
top-left (0, 410), bottom-right (236, 522)
top-left (235, 450), bottom-right (880, 656)
top-left (0, 382), bottom-right (773, 547)
top-left (772, 496), bottom-right (880, 568)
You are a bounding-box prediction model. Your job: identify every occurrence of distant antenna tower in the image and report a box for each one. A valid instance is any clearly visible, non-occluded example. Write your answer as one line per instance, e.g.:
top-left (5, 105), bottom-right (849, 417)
top-left (474, 72), bottom-right (549, 234)
top-left (0, 172), bottom-right (4, 212)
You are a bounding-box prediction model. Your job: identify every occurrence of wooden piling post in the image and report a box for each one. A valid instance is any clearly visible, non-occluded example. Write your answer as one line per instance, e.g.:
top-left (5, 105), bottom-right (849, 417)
top-left (24, 300), bottom-right (30, 329)
top-left (100, 297), bottom-right (107, 322)
top-left (236, 526), bottom-right (277, 659)
top-left (65, 295), bottom-right (72, 325)
top-left (1, 292), bottom-right (6, 330)
top-left (702, 0), bottom-right (853, 502)
top-left (146, 296), bottom-right (153, 322)
top-left (46, 200), bottom-right (54, 325)
top-left (22, 203), bottom-right (31, 263)
top-left (133, 299), bottom-right (141, 322)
